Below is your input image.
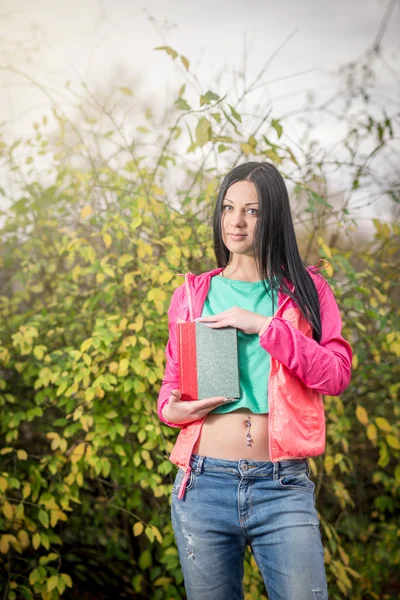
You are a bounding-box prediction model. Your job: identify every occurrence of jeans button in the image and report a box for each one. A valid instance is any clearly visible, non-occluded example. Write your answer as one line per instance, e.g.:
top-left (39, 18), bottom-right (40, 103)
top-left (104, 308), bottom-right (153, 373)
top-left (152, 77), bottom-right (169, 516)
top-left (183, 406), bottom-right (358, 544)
top-left (242, 463), bottom-right (248, 471)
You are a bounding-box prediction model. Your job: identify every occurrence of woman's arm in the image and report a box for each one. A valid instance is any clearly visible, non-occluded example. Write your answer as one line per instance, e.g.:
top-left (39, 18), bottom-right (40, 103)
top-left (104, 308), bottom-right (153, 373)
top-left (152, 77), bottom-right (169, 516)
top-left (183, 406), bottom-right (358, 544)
top-left (258, 274), bottom-right (352, 396)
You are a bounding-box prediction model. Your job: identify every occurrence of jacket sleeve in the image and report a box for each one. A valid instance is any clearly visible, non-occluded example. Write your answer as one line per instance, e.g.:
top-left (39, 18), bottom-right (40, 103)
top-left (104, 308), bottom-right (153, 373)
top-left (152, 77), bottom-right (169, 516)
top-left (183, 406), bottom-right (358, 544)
top-left (258, 275), bottom-right (352, 396)
top-left (157, 284), bottom-right (184, 428)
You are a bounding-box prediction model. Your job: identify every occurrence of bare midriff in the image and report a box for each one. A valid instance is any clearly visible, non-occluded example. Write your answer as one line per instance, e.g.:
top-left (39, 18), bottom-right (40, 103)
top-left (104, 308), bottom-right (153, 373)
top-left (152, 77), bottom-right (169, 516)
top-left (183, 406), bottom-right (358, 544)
top-left (192, 408), bottom-right (271, 461)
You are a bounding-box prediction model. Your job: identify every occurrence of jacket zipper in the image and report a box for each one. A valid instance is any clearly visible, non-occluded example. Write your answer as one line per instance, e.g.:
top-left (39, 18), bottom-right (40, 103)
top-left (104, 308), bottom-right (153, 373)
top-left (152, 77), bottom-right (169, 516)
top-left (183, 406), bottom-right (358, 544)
top-left (267, 293), bottom-right (290, 460)
top-left (185, 273), bottom-right (194, 321)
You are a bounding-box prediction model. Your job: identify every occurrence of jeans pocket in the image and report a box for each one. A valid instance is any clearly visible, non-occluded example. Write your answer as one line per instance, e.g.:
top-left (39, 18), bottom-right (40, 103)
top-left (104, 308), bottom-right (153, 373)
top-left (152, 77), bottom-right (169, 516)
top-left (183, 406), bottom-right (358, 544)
top-left (172, 468), bottom-right (197, 495)
top-left (278, 470), bottom-right (315, 493)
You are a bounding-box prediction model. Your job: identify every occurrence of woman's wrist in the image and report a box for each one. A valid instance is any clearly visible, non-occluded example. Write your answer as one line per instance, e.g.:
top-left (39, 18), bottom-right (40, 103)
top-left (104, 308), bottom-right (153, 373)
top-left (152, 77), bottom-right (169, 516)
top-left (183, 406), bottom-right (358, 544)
top-left (258, 316), bottom-right (273, 337)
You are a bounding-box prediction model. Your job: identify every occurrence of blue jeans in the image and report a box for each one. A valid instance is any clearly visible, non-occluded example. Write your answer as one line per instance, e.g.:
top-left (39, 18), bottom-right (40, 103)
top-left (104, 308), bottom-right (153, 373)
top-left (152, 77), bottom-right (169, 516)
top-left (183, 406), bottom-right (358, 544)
top-left (171, 453), bottom-right (328, 600)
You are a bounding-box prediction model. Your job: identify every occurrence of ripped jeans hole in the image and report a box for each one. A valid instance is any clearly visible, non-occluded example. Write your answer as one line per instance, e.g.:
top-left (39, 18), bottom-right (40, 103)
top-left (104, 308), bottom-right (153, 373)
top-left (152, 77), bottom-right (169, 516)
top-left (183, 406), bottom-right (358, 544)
top-left (312, 590), bottom-right (325, 600)
top-left (187, 550), bottom-right (195, 560)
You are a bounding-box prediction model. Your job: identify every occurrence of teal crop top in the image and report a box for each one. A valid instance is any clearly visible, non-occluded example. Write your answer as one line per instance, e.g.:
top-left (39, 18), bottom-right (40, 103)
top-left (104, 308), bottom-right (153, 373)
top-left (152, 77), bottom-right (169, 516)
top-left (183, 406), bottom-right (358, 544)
top-left (201, 274), bottom-right (277, 414)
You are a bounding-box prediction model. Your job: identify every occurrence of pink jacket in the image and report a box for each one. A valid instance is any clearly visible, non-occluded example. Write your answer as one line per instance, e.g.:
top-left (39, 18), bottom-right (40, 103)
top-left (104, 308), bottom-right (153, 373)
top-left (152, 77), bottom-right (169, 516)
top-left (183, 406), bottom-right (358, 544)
top-left (158, 262), bottom-right (352, 499)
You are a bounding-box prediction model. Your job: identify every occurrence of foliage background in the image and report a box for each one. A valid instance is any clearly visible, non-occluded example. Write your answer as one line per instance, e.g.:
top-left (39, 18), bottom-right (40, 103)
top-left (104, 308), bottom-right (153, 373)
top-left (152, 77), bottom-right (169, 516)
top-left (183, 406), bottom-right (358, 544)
top-left (0, 11), bottom-right (399, 600)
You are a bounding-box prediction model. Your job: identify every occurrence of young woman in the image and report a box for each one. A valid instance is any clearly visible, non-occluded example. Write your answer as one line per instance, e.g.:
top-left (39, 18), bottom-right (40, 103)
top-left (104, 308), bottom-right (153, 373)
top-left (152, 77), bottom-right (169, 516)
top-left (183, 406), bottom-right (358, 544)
top-left (158, 162), bottom-right (352, 600)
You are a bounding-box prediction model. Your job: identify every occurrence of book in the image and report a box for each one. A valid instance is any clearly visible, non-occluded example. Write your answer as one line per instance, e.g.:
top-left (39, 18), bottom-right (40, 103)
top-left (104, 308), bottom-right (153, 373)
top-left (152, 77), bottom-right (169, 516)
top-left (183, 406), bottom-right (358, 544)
top-left (177, 321), bottom-right (240, 400)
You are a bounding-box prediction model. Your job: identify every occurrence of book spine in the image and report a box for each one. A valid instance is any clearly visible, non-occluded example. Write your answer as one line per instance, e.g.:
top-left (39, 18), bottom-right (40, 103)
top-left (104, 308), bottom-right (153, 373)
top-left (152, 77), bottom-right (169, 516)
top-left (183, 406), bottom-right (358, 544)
top-left (178, 322), bottom-right (198, 400)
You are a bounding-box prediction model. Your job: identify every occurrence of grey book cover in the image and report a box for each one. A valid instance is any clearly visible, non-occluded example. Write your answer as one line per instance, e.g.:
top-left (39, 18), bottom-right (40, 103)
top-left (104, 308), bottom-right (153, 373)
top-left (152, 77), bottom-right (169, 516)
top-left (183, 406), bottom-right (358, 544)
top-left (195, 322), bottom-right (240, 399)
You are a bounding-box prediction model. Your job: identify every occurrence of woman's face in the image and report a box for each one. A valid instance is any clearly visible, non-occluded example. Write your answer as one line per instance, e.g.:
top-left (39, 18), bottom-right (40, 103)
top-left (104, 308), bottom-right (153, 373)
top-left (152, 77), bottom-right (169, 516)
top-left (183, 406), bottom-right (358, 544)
top-left (220, 180), bottom-right (259, 256)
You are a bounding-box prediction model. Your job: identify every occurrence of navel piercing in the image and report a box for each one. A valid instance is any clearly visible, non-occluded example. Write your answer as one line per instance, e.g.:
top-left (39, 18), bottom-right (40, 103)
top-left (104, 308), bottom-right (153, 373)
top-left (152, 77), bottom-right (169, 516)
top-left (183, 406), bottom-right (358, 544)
top-left (246, 416), bottom-right (252, 447)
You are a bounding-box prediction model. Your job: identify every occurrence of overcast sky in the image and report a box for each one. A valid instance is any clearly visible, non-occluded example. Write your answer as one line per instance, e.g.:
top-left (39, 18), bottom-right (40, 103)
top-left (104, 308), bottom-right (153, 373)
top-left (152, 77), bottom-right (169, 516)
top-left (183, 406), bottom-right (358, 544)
top-left (0, 0), bottom-right (399, 227)
top-left (1, 0), bottom-right (399, 132)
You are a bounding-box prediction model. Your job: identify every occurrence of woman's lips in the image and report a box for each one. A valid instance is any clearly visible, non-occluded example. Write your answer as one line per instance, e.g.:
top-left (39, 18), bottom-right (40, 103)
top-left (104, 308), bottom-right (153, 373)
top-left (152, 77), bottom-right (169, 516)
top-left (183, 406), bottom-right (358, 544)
top-left (229, 234), bottom-right (247, 240)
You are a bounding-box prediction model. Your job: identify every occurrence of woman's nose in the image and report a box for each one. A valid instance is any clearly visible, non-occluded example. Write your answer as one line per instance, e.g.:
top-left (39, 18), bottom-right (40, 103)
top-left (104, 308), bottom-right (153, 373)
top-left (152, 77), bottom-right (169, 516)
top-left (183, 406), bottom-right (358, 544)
top-left (230, 212), bottom-right (246, 226)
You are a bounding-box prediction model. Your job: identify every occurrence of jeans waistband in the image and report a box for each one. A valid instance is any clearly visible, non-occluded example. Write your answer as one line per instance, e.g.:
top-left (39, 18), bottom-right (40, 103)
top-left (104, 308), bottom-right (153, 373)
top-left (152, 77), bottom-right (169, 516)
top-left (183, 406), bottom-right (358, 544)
top-left (189, 453), bottom-right (310, 480)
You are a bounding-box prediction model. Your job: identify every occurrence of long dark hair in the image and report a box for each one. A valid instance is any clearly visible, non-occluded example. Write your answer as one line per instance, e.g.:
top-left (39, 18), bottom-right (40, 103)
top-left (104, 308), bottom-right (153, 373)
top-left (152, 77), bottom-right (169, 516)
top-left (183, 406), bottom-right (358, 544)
top-left (213, 162), bottom-right (322, 343)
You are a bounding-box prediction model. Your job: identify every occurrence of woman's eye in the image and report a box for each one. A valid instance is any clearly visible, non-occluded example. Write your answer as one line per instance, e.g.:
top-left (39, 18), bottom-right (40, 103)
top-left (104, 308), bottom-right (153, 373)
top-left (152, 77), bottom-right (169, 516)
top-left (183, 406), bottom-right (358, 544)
top-left (222, 205), bottom-right (258, 215)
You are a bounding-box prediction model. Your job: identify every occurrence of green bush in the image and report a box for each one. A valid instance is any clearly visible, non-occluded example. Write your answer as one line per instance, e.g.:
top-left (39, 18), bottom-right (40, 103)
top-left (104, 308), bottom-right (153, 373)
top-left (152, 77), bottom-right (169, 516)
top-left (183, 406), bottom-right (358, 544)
top-left (0, 46), bottom-right (399, 600)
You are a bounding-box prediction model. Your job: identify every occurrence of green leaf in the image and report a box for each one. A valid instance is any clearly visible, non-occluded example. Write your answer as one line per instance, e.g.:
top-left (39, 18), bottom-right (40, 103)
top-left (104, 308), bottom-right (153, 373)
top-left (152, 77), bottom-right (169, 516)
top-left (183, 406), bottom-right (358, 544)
top-left (228, 104), bottom-right (242, 123)
top-left (154, 46), bottom-right (178, 59)
top-left (200, 90), bottom-right (220, 106)
top-left (138, 549), bottom-right (152, 570)
top-left (38, 509), bottom-right (49, 528)
top-left (271, 119), bottom-right (283, 139)
top-left (175, 97), bottom-right (191, 111)
top-left (211, 112), bottom-right (221, 123)
top-left (180, 55), bottom-right (190, 70)
top-left (195, 117), bottom-right (212, 147)
top-left (47, 575), bottom-right (59, 592)
top-left (310, 191), bottom-right (332, 209)
top-left (118, 87), bottom-right (133, 96)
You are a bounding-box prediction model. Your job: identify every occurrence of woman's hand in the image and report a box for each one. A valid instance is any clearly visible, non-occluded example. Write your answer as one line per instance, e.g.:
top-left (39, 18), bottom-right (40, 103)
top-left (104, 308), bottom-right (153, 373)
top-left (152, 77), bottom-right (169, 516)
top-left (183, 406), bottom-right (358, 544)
top-left (195, 307), bottom-right (268, 335)
top-left (162, 389), bottom-right (236, 426)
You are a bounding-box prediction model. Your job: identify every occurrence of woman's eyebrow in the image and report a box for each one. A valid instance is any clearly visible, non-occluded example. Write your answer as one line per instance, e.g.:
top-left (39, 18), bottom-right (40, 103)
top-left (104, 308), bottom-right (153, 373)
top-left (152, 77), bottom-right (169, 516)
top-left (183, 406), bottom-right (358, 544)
top-left (224, 198), bottom-right (259, 206)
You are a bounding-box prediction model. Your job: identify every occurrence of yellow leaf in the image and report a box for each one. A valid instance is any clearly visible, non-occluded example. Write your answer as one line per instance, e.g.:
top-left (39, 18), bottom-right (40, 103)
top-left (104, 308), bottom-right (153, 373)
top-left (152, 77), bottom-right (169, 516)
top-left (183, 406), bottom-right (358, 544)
top-left (0, 535), bottom-right (10, 554)
top-left (386, 435), bottom-right (400, 450)
top-left (80, 338), bottom-right (93, 353)
top-left (324, 455), bottom-right (334, 475)
top-left (118, 254), bottom-right (133, 267)
top-left (154, 576), bottom-right (173, 586)
top-left (61, 573), bottom-right (73, 588)
top-left (103, 266), bottom-right (115, 278)
top-left (123, 272), bottom-right (135, 287)
top-left (0, 448), bottom-right (13, 455)
top-left (141, 450), bottom-right (151, 461)
top-left (158, 271), bottom-right (174, 284)
top-left (109, 362), bottom-right (118, 373)
top-left (375, 417), bottom-right (392, 433)
top-left (96, 272), bottom-right (105, 284)
top-left (33, 345), bottom-right (46, 360)
top-left (80, 205), bottom-right (93, 218)
top-left (70, 443), bottom-right (86, 463)
top-left (32, 532), bottom-right (41, 549)
top-left (180, 226), bottom-right (193, 241)
top-left (308, 457), bottom-right (317, 477)
top-left (133, 522), bottom-right (144, 536)
top-left (118, 358), bottom-right (129, 376)
top-left (367, 424), bottom-right (377, 444)
top-left (352, 354), bottom-right (359, 370)
top-left (151, 525), bottom-right (163, 544)
top-left (2, 501), bottom-right (13, 520)
top-left (17, 530), bottom-right (29, 549)
top-left (103, 233), bottom-right (112, 248)
top-left (338, 545), bottom-right (349, 566)
top-left (72, 265), bottom-right (81, 282)
top-left (356, 405), bottom-right (368, 426)
top-left (139, 347), bottom-right (151, 360)
top-left (138, 241), bottom-right (152, 258)
top-left (130, 216), bottom-right (142, 230)
top-left (325, 263), bottom-right (334, 277)
top-left (47, 575), bottom-right (59, 592)
top-left (17, 449), bottom-right (28, 460)
top-left (240, 142), bottom-right (253, 156)
top-left (0, 476), bottom-right (7, 492)
top-left (147, 288), bottom-right (166, 302)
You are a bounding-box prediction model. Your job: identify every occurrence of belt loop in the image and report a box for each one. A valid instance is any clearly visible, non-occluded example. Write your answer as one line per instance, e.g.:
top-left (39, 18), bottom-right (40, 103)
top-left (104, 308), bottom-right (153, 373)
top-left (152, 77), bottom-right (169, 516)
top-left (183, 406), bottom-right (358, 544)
top-left (272, 461), bottom-right (280, 481)
top-left (195, 455), bottom-right (204, 474)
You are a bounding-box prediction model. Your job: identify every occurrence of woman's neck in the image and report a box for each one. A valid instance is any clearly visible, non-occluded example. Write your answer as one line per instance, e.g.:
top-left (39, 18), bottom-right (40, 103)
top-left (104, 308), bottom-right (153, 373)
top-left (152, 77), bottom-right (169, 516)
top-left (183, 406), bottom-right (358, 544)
top-left (221, 266), bottom-right (262, 283)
